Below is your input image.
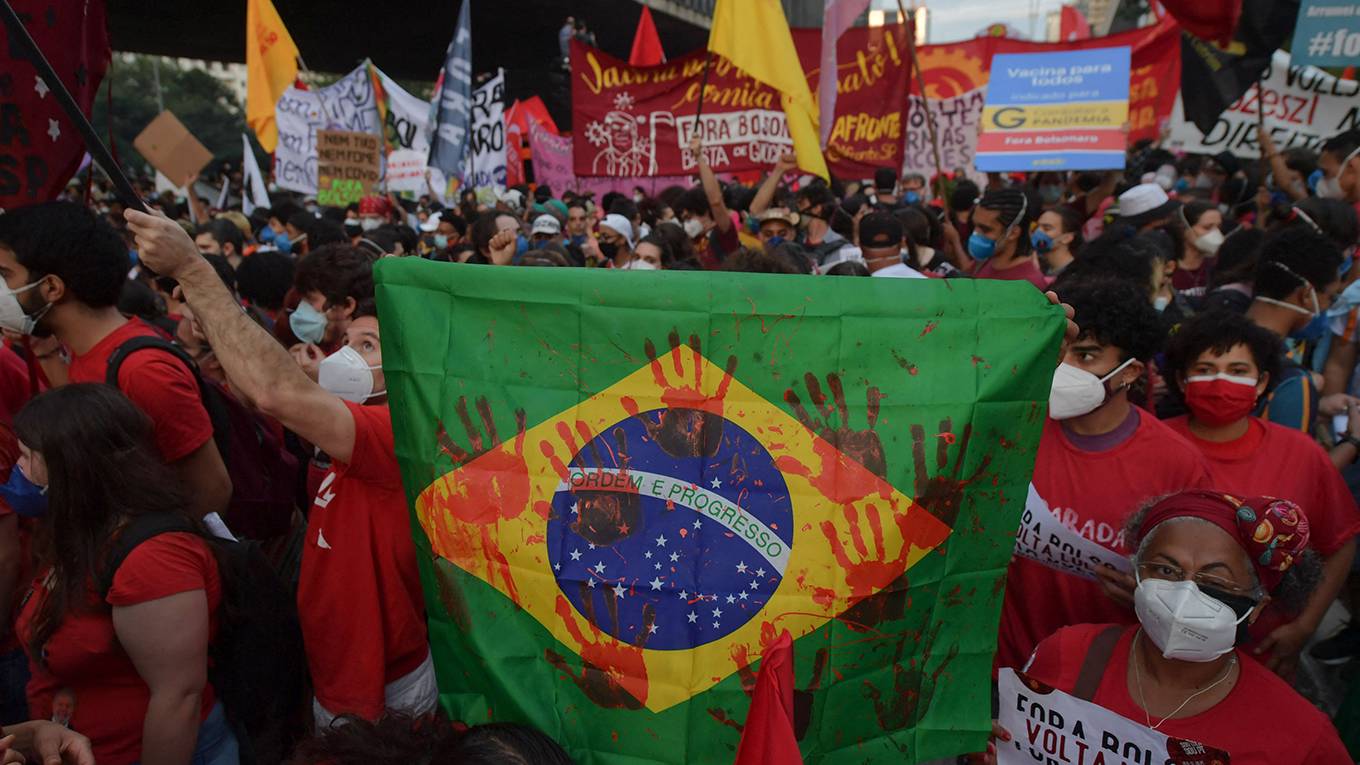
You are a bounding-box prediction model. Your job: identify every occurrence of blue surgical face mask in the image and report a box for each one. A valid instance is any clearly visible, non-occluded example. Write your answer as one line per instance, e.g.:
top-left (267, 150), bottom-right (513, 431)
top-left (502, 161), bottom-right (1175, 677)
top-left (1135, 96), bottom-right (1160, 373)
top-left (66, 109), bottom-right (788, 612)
top-left (289, 301), bottom-right (328, 344)
top-left (516, 234), bottom-right (529, 255)
top-left (0, 465), bottom-right (47, 519)
top-left (765, 236), bottom-right (786, 249)
top-left (433, 234), bottom-right (449, 250)
top-left (274, 233), bottom-right (294, 255)
top-left (569, 234), bottom-right (587, 247)
top-left (1308, 169), bottom-right (1324, 194)
top-left (1030, 229), bottom-right (1054, 254)
top-left (968, 231), bottom-right (998, 261)
top-left (1174, 178), bottom-right (1190, 193)
top-left (903, 191), bottom-right (921, 205)
top-left (258, 226), bottom-right (276, 244)
top-left (1293, 311), bottom-right (1329, 342)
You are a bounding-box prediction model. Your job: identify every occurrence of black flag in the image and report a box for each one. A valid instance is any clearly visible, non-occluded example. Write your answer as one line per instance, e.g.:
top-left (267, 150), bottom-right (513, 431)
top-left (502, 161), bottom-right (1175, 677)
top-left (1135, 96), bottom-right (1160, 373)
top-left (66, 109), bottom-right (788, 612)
top-left (1180, 0), bottom-right (1301, 135)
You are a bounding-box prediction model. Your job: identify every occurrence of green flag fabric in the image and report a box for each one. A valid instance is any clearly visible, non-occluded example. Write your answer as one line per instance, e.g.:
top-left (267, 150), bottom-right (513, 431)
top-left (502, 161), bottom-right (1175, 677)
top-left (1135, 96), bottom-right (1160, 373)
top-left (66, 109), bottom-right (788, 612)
top-left (375, 259), bottom-right (1063, 764)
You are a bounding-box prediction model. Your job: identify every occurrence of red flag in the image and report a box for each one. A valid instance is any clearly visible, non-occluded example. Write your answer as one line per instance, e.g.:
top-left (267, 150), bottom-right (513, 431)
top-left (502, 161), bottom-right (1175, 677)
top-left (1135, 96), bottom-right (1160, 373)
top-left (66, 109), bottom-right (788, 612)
top-left (1157, 0), bottom-right (1240, 44)
top-left (733, 630), bottom-right (802, 765)
top-left (629, 5), bottom-right (665, 66)
top-left (1, 0), bottom-right (110, 209)
top-left (1059, 5), bottom-right (1091, 41)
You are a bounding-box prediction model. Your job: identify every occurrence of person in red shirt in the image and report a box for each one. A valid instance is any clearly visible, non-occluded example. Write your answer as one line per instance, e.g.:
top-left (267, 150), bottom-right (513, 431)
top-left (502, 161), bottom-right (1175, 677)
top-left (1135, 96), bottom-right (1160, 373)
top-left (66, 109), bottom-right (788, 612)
top-left (1160, 310), bottom-right (1360, 675)
top-left (127, 211), bottom-right (434, 728)
top-left (1017, 490), bottom-right (1348, 764)
top-left (996, 278), bottom-right (1211, 670)
top-left (969, 189), bottom-right (1049, 291)
top-left (0, 203), bottom-right (230, 522)
top-left (12, 384), bottom-right (232, 765)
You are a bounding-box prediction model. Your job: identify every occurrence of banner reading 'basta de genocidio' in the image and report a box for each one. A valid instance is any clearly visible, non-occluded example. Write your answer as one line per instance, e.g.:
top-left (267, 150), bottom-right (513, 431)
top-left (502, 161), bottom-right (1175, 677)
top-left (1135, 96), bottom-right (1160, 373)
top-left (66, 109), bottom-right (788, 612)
top-left (571, 26), bottom-right (911, 179)
top-left (376, 260), bottom-right (1065, 764)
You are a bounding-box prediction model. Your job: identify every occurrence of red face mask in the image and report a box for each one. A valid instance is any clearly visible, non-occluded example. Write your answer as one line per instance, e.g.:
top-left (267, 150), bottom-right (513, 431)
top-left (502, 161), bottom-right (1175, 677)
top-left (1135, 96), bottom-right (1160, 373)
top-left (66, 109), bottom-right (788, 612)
top-left (1185, 374), bottom-right (1259, 427)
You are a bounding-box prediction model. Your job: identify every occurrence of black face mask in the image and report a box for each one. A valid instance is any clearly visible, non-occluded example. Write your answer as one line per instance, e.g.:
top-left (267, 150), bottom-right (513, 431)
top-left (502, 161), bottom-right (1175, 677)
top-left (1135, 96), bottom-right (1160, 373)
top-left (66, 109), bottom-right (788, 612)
top-left (1198, 584), bottom-right (1260, 646)
top-left (598, 241), bottom-right (619, 261)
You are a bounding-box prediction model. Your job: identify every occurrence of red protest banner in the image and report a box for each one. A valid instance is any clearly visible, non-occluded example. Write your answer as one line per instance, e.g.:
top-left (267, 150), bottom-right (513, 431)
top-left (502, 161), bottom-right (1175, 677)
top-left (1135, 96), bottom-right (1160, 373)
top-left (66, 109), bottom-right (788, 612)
top-left (571, 39), bottom-right (790, 177)
top-left (791, 23), bottom-right (912, 179)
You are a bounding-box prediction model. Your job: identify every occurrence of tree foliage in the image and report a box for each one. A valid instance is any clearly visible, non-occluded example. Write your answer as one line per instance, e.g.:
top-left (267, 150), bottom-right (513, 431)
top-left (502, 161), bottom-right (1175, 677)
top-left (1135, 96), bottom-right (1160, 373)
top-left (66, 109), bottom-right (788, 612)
top-left (90, 54), bottom-right (263, 178)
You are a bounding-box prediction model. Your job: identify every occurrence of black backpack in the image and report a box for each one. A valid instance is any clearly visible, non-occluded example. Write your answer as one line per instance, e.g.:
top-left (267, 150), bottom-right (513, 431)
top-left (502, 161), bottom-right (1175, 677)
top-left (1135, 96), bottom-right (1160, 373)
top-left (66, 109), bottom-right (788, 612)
top-left (98, 512), bottom-right (308, 765)
top-left (105, 335), bottom-right (299, 539)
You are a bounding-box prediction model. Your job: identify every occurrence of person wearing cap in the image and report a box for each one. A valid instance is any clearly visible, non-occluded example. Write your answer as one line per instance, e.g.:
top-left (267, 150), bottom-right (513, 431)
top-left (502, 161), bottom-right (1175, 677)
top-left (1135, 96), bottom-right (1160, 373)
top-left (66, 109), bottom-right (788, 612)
top-left (969, 188), bottom-right (1047, 290)
top-left (872, 167), bottom-right (898, 207)
top-left (594, 213), bottom-right (634, 269)
top-left (858, 213), bottom-right (924, 279)
top-left (756, 208), bottom-right (799, 249)
top-left (1113, 182), bottom-right (1182, 236)
top-left (358, 195), bottom-right (391, 233)
top-left (1015, 490), bottom-right (1348, 764)
top-left (531, 214), bottom-right (563, 249)
top-left (1161, 310), bottom-right (1360, 676)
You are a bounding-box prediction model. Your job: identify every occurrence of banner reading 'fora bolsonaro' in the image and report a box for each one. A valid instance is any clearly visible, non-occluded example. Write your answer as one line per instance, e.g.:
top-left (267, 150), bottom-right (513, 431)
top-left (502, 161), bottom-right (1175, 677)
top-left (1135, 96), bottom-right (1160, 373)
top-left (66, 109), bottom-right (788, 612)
top-left (375, 260), bottom-right (1064, 763)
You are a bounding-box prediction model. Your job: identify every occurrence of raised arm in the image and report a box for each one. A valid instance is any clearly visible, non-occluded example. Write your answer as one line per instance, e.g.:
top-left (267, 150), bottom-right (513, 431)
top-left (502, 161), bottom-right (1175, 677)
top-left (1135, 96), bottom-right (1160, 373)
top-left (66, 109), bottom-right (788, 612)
top-left (124, 210), bottom-right (359, 464)
top-left (750, 152), bottom-right (797, 217)
top-left (1258, 130), bottom-right (1308, 201)
top-left (690, 135), bottom-right (732, 233)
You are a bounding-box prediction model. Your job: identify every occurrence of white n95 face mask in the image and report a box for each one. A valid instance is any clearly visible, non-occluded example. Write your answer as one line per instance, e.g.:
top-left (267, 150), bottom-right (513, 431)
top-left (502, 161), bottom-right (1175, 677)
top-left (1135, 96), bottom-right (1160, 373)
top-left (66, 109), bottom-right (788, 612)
top-left (318, 345), bottom-right (384, 403)
top-left (1047, 358), bottom-right (1135, 420)
top-left (0, 281), bottom-right (49, 336)
top-left (1134, 577), bottom-right (1251, 662)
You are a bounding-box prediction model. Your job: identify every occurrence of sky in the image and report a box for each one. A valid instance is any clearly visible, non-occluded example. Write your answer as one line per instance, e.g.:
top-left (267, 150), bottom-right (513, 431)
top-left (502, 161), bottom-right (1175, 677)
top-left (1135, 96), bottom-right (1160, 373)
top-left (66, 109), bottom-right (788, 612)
top-left (869, 0), bottom-right (1071, 44)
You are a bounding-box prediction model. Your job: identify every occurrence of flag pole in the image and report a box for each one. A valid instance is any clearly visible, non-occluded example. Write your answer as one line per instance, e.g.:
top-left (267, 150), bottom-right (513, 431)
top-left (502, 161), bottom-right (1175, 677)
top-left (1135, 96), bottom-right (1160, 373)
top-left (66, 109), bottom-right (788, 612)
top-left (897, 0), bottom-right (950, 216)
top-left (695, 51), bottom-right (713, 141)
top-left (0, 0), bottom-right (146, 212)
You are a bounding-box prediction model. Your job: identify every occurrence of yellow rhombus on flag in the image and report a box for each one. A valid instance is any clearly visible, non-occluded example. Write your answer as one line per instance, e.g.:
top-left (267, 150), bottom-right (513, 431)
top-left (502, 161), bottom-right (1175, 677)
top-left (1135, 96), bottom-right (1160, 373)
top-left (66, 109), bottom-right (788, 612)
top-left (709, 0), bottom-right (830, 180)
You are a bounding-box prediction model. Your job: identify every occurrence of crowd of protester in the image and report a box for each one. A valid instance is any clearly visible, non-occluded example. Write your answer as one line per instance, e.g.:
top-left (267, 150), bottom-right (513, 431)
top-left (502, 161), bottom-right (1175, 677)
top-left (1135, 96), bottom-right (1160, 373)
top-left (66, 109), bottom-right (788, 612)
top-left (0, 124), bottom-right (1356, 763)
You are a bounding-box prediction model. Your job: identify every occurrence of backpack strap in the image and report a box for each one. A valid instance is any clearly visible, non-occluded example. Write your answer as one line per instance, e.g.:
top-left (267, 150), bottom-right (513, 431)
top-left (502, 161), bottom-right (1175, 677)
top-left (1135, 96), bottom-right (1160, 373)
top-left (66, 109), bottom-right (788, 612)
top-left (104, 335), bottom-right (202, 390)
top-left (1073, 625), bottom-right (1124, 702)
top-left (104, 334), bottom-right (234, 460)
top-left (96, 512), bottom-right (198, 599)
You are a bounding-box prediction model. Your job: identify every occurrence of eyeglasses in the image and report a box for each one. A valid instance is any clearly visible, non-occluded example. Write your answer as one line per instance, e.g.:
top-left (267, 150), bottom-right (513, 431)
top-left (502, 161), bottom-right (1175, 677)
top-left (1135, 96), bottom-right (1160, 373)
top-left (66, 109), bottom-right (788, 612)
top-left (1136, 561), bottom-right (1253, 595)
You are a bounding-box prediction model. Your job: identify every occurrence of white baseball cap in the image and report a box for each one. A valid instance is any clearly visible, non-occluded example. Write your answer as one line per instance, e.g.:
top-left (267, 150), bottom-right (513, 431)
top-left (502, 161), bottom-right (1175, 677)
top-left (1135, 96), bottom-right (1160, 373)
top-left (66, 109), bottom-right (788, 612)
top-left (600, 213), bottom-right (635, 248)
top-left (531, 214), bottom-right (562, 236)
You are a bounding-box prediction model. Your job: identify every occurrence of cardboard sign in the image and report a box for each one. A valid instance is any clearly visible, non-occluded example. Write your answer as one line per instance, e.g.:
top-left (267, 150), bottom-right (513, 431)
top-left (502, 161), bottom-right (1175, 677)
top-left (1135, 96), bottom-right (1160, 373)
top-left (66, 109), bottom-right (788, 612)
top-left (977, 47), bottom-right (1131, 172)
top-left (1014, 484), bottom-right (1133, 581)
top-left (316, 130), bottom-right (381, 206)
top-left (997, 668), bottom-right (1231, 764)
top-left (133, 111), bottom-right (214, 187)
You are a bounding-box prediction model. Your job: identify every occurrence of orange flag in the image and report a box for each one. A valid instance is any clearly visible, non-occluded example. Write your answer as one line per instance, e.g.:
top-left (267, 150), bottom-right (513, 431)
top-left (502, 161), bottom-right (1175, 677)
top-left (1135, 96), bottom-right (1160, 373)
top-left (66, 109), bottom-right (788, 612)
top-left (246, 0), bottom-right (300, 153)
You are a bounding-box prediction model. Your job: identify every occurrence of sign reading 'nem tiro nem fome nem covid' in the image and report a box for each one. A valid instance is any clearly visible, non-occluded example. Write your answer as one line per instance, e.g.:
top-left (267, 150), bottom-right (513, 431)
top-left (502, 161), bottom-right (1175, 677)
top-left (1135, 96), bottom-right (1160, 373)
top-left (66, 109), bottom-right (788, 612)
top-left (976, 47), bottom-right (1131, 172)
top-left (375, 260), bottom-right (1065, 764)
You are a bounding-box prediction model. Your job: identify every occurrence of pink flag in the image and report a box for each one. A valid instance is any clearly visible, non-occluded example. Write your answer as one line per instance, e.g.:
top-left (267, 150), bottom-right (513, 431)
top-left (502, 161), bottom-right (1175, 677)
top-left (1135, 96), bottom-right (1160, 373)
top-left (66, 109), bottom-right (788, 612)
top-left (818, 0), bottom-right (871, 148)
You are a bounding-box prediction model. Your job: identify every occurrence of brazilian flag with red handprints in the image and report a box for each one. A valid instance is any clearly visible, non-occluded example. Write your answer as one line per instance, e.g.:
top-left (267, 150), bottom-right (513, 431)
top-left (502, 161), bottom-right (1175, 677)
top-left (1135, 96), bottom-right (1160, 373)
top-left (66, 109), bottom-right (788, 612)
top-left (375, 259), bottom-right (1063, 763)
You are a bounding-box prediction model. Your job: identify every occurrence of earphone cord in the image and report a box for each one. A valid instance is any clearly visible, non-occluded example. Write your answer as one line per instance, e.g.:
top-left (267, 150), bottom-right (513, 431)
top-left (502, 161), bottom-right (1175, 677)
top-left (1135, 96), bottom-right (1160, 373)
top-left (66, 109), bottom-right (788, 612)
top-left (1131, 630), bottom-right (1236, 730)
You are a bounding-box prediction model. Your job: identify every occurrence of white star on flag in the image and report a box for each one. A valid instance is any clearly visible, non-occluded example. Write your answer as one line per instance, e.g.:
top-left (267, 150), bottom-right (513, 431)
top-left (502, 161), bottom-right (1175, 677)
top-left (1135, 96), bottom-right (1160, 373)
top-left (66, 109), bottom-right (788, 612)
top-left (644, 550), bottom-right (652, 559)
top-left (570, 502), bottom-right (580, 515)
top-left (739, 591), bottom-right (749, 600)
top-left (587, 578), bottom-right (597, 588)
top-left (47, 119), bottom-right (60, 142)
top-left (687, 611), bottom-right (698, 623)
top-left (593, 561), bottom-right (606, 574)
top-left (668, 552), bottom-right (679, 562)
top-left (612, 583), bottom-right (627, 599)
top-left (755, 567), bottom-right (766, 578)
top-left (553, 563), bottom-right (561, 571)
top-left (34, 76), bottom-right (49, 98)
top-left (693, 519), bottom-right (703, 529)
top-left (678, 590), bottom-right (689, 600)
top-left (648, 623), bottom-right (659, 634)
top-left (654, 562), bottom-right (661, 570)
top-left (736, 561), bottom-right (748, 573)
top-left (749, 580), bottom-right (760, 590)
top-left (725, 594), bottom-right (735, 604)
top-left (570, 549), bottom-right (582, 561)
top-left (649, 577), bottom-right (663, 591)
top-left (655, 534), bottom-right (668, 547)
top-left (710, 477), bottom-right (722, 488)
top-left (712, 607), bottom-right (723, 618)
